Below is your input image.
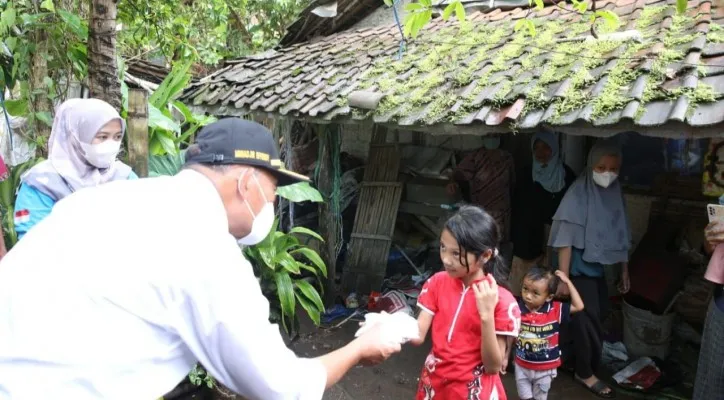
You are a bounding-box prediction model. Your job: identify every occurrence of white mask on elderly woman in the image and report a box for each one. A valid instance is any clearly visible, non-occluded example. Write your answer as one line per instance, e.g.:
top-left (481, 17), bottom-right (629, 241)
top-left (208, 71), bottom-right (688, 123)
top-left (593, 171), bottom-right (618, 188)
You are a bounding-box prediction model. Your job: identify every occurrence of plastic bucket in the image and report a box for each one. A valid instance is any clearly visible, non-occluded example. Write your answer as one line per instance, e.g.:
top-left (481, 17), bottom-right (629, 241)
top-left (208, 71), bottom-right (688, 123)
top-left (622, 300), bottom-right (675, 360)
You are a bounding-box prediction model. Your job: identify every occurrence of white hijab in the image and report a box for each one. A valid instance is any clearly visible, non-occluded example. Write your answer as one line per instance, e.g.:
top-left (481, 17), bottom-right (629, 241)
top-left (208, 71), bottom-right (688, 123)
top-left (22, 98), bottom-right (133, 201)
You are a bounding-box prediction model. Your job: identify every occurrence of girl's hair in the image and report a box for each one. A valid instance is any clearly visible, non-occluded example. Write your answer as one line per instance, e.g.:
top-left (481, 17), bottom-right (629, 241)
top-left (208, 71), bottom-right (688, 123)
top-left (443, 204), bottom-right (510, 290)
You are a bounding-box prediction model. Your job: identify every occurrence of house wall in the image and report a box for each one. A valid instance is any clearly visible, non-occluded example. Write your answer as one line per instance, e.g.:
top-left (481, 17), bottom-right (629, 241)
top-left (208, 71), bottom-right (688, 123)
top-left (339, 124), bottom-right (487, 160)
top-left (350, 0), bottom-right (415, 30)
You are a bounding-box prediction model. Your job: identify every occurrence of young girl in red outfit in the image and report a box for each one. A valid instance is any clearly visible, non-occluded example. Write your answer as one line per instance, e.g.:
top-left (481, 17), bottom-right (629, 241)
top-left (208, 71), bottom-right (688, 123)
top-left (412, 205), bottom-right (521, 400)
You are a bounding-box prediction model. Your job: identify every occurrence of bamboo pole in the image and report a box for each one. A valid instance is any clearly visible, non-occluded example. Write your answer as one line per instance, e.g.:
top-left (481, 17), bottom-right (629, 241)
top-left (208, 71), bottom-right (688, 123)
top-left (127, 89), bottom-right (149, 178)
top-left (316, 124), bottom-right (340, 306)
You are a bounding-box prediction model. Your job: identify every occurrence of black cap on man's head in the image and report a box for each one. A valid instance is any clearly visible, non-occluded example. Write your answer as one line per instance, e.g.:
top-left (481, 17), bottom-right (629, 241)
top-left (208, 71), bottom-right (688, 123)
top-left (184, 118), bottom-right (309, 186)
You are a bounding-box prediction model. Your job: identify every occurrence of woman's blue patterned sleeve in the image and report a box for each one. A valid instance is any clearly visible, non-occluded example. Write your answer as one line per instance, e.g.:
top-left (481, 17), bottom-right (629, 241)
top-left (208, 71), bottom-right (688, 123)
top-left (13, 183), bottom-right (56, 240)
top-left (127, 171), bottom-right (139, 180)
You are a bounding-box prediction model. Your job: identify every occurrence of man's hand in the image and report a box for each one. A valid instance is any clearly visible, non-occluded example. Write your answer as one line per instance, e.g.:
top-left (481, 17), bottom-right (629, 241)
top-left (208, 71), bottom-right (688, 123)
top-left (354, 323), bottom-right (402, 366)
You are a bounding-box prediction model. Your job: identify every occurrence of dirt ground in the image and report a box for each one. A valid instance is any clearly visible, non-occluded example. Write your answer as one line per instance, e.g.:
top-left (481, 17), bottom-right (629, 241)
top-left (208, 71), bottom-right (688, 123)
top-left (290, 318), bottom-right (638, 400)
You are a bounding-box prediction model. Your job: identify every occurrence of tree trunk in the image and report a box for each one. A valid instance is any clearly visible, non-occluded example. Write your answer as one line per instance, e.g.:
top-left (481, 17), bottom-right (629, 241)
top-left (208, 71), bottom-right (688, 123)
top-left (29, 1), bottom-right (51, 145)
top-left (88, 0), bottom-right (121, 110)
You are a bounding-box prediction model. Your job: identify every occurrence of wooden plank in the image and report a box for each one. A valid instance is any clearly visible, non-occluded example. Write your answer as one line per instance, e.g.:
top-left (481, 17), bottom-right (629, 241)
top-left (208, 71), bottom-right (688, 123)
top-left (398, 201), bottom-right (451, 218)
top-left (342, 123), bottom-right (404, 294)
top-left (361, 181), bottom-right (403, 188)
top-left (418, 216), bottom-right (443, 238)
top-left (350, 233), bottom-right (391, 241)
top-left (126, 89), bottom-right (149, 178)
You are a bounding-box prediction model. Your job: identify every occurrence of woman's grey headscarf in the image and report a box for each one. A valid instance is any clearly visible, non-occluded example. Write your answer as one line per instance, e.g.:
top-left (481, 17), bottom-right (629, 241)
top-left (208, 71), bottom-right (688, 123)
top-left (548, 138), bottom-right (631, 265)
top-left (531, 131), bottom-right (566, 193)
top-left (21, 98), bottom-right (133, 201)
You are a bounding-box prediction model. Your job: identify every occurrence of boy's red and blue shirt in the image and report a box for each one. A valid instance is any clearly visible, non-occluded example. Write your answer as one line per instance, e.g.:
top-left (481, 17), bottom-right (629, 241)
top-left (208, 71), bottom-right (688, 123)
top-left (514, 299), bottom-right (570, 371)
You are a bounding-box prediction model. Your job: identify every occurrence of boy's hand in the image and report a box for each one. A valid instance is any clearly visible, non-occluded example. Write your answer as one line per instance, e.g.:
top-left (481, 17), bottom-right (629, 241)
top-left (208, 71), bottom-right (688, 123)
top-left (473, 279), bottom-right (499, 320)
top-left (554, 270), bottom-right (571, 285)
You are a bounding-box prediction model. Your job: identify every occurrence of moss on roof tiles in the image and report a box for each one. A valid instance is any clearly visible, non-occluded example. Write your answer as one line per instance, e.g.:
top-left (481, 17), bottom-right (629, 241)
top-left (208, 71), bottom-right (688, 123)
top-left (354, 4), bottom-right (722, 125)
top-left (709, 24), bottom-right (724, 43)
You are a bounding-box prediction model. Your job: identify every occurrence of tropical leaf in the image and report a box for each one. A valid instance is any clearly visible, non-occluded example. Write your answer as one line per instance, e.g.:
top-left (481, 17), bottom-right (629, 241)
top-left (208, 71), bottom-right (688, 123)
top-left (442, 2), bottom-right (456, 20)
top-left (294, 280), bottom-right (325, 311)
top-left (149, 59), bottom-right (193, 109)
top-left (276, 182), bottom-right (322, 203)
top-left (273, 252), bottom-right (301, 274)
top-left (291, 247), bottom-right (327, 277)
top-left (148, 150), bottom-right (186, 177)
top-left (4, 98), bottom-right (27, 116)
top-left (289, 226), bottom-right (324, 242)
top-left (295, 291), bottom-right (321, 325)
top-left (275, 272), bottom-right (296, 321)
top-left (149, 103), bottom-right (180, 133)
top-left (676, 0), bottom-right (688, 14)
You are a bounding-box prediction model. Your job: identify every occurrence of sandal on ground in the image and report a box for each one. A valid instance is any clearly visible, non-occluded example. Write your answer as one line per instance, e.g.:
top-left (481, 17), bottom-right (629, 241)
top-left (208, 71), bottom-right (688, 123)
top-left (574, 375), bottom-right (616, 399)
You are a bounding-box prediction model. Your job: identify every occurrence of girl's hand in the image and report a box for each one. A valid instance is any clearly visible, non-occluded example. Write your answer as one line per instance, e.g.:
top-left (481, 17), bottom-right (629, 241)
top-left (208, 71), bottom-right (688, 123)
top-left (473, 279), bottom-right (498, 320)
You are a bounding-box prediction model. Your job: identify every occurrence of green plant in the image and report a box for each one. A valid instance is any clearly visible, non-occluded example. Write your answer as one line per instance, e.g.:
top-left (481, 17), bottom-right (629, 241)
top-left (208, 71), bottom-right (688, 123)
top-left (244, 219), bottom-right (327, 334)
top-left (143, 60), bottom-right (217, 156)
top-left (148, 150), bottom-right (187, 177)
top-left (188, 364), bottom-right (215, 388)
top-left (0, 158), bottom-right (44, 249)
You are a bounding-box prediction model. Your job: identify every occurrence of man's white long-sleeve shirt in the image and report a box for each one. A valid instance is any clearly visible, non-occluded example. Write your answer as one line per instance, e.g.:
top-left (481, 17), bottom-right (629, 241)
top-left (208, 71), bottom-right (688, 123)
top-left (0, 170), bottom-right (326, 400)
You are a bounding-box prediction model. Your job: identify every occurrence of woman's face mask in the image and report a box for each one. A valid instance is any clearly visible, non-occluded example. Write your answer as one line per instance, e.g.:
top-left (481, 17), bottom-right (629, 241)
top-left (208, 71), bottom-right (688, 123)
top-left (593, 171), bottom-right (618, 188)
top-left (592, 154), bottom-right (621, 188)
top-left (80, 140), bottom-right (121, 169)
top-left (237, 172), bottom-right (275, 246)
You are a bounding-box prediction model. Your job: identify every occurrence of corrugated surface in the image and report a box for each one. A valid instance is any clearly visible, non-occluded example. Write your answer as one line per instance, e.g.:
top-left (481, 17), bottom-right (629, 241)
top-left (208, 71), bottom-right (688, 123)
top-left (280, 0), bottom-right (382, 47)
top-left (183, 0), bottom-right (724, 130)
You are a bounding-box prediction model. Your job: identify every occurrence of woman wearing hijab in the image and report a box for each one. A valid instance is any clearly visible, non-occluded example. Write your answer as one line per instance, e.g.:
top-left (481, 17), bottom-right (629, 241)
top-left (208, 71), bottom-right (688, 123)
top-left (547, 139), bottom-right (630, 398)
top-left (510, 131), bottom-right (576, 294)
top-left (14, 98), bottom-right (137, 240)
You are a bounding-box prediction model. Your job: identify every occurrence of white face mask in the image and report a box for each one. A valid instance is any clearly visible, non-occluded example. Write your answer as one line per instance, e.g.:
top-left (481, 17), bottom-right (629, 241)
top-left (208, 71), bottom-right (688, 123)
top-left (80, 140), bottom-right (121, 169)
top-left (593, 171), bottom-right (618, 188)
top-left (237, 172), bottom-right (275, 246)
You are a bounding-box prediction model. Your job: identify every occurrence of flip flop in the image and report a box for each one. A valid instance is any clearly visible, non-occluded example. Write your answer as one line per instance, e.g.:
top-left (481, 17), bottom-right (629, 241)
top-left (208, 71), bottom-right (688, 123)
top-left (574, 375), bottom-right (616, 399)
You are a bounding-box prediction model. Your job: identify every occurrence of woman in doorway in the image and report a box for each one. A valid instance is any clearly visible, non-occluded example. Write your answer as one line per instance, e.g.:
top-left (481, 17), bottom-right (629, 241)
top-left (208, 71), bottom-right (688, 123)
top-left (510, 130), bottom-right (576, 295)
top-left (14, 98), bottom-right (137, 240)
top-left (547, 139), bottom-right (631, 398)
top-left (692, 215), bottom-right (724, 399)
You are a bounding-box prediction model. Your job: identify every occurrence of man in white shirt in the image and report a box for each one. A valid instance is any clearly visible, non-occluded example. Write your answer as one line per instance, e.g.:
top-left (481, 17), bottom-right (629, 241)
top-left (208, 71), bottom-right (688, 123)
top-left (0, 118), bottom-right (401, 400)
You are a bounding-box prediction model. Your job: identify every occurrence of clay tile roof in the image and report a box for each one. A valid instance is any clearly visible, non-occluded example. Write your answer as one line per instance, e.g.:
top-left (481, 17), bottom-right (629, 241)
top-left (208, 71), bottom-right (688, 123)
top-left (183, 0), bottom-right (724, 133)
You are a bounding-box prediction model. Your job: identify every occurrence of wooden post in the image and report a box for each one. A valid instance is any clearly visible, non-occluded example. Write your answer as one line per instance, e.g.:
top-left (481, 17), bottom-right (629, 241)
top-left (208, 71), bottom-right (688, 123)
top-left (127, 89), bottom-right (149, 178)
top-left (316, 124), bottom-right (341, 306)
